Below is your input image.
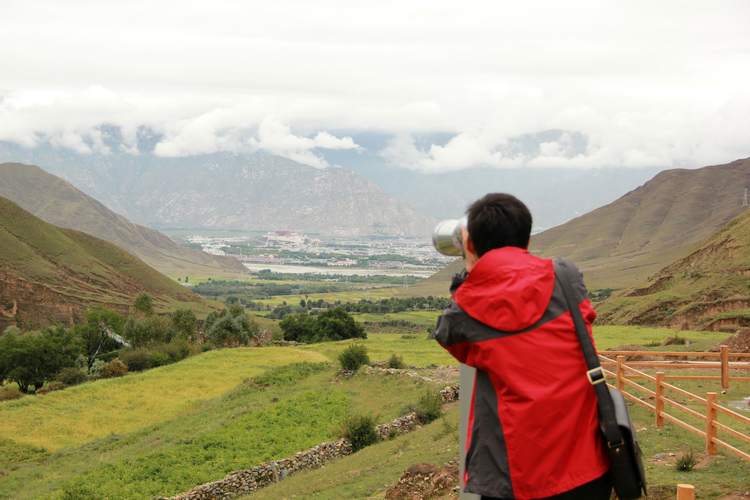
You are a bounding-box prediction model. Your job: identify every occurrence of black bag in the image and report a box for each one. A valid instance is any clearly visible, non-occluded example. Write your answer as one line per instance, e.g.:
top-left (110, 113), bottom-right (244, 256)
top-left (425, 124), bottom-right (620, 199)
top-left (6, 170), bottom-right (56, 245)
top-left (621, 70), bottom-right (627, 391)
top-left (555, 262), bottom-right (647, 499)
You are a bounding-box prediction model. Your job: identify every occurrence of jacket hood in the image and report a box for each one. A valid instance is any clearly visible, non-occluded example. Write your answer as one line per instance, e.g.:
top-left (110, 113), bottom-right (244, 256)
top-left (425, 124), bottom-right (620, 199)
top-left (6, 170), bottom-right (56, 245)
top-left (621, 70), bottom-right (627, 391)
top-left (454, 247), bottom-right (555, 332)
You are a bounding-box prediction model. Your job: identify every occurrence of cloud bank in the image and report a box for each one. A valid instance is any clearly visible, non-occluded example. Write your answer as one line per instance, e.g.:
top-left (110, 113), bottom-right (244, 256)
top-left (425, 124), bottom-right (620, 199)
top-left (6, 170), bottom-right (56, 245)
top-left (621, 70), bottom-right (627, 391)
top-left (1, 0), bottom-right (749, 170)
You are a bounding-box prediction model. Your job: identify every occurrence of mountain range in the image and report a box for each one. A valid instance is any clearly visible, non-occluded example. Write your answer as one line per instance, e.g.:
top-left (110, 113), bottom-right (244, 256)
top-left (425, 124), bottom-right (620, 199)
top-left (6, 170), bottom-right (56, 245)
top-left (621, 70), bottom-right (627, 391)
top-left (0, 142), bottom-right (433, 237)
top-left (0, 196), bottom-right (206, 330)
top-left (0, 163), bottom-right (246, 278)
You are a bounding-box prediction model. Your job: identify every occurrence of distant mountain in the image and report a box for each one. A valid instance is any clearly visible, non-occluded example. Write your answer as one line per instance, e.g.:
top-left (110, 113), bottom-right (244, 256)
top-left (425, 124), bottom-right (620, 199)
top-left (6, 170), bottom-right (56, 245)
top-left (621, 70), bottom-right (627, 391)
top-left (0, 163), bottom-right (246, 278)
top-left (598, 208), bottom-right (750, 330)
top-left (408, 157), bottom-right (750, 295)
top-left (0, 197), bottom-right (206, 330)
top-left (0, 143), bottom-right (434, 237)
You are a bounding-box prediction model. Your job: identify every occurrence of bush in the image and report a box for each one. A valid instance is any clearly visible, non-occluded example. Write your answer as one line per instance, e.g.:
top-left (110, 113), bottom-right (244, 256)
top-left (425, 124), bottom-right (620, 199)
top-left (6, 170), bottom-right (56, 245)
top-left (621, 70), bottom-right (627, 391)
top-left (99, 358), bottom-right (128, 378)
top-left (55, 367), bottom-right (88, 386)
top-left (338, 344), bottom-right (369, 372)
top-left (414, 390), bottom-right (443, 423)
top-left (119, 349), bottom-right (153, 372)
top-left (280, 308), bottom-right (365, 343)
top-left (156, 339), bottom-right (192, 362)
top-left (0, 386), bottom-right (23, 401)
top-left (676, 449), bottom-right (697, 472)
top-left (148, 351), bottom-right (171, 367)
top-left (387, 354), bottom-right (405, 369)
top-left (341, 414), bottom-right (379, 452)
top-left (37, 381), bottom-right (66, 394)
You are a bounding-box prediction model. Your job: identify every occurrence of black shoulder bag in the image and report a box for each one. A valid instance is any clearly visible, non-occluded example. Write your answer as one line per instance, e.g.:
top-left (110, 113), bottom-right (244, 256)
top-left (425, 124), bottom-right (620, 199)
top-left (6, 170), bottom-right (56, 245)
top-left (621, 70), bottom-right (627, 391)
top-left (555, 262), bottom-right (647, 499)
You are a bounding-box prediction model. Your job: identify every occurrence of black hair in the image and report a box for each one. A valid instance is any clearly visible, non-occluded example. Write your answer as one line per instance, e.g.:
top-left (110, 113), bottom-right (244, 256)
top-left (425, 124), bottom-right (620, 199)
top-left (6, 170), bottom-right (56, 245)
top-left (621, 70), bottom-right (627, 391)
top-left (466, 193), bottom-right (532, 256)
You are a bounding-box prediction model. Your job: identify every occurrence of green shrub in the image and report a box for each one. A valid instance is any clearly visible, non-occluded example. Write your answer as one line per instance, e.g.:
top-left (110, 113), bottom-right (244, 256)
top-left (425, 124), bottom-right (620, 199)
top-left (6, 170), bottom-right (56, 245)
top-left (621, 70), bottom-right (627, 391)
top-left (99, 358), bottom-right (128, 378)
top-left (55, 367), bottom-right (88, 386)
top-left (338, 344), bottom-right (369, 372)
top-left (119, 349), bottom-right (153, 372)
top-left (149, 351), bottom-right (171, 367)
top-left (0, 386), bottom-right (23, 401)
top-left (414, 390), bottom-right (443, 423)
top-left (676, 449), bottom-right (697, 472)
top-left (153, 340), bottom-right (192, 362)
top-left (387, 353), bottom-right (405, 369)
top-left (663, 335), bottom-right (687, 346)
top-left (341, 414), bottom-right (379, 452)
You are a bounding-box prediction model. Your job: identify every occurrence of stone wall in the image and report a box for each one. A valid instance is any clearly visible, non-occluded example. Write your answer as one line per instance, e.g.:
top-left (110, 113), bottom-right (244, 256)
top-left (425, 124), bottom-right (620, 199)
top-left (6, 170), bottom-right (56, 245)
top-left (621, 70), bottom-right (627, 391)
top-left (165, 383), bottom-right (459, 500)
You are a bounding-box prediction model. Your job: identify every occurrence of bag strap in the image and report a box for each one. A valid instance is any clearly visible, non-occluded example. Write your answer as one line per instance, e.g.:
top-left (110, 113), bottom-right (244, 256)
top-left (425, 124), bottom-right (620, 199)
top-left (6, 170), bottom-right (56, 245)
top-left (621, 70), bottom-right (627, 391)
top-left (554, 261), bottom-right (625, 449)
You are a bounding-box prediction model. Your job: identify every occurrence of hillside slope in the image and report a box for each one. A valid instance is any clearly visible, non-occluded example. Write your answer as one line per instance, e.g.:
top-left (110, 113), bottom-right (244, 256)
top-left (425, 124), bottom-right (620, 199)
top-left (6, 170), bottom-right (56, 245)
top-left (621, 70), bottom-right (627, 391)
top-left (0, 163), bottom-right (246, 278)
top-left (531, 157), bottom-right (750, 289)
top-left (0, 197), bottom-right (205, 329)
top-left (598, 208), bottom-right (750, 330)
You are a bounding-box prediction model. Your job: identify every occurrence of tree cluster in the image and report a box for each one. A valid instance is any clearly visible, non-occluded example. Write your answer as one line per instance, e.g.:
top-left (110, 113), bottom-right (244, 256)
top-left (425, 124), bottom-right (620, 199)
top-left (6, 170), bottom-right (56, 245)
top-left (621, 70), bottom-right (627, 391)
top-left (0, 293), bottom-right (254, 394)
top-left (279, 308), bottom-right (365, 343)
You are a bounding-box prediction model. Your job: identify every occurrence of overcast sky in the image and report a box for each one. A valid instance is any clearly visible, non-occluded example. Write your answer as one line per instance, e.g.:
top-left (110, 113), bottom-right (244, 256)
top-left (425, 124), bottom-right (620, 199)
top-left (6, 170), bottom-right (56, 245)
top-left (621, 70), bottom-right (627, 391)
top-left (1, 0), bottom-right (749, 171)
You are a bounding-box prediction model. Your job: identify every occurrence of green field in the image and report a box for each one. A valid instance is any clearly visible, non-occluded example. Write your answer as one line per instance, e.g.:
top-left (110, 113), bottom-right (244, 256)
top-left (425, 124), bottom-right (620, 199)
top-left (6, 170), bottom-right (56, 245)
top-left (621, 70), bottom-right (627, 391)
top-left (0, 347), bottom-right (327, 451)
top-left (0, 361), bottom-right (440, 499)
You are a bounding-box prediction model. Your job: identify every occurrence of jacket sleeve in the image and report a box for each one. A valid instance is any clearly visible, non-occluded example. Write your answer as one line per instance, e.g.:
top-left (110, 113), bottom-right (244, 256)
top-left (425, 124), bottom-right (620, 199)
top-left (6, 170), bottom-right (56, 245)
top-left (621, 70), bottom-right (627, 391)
top-left (432, 302), bottom-right (477, 366)
top-left (557, 258), bottom-right (598, 341)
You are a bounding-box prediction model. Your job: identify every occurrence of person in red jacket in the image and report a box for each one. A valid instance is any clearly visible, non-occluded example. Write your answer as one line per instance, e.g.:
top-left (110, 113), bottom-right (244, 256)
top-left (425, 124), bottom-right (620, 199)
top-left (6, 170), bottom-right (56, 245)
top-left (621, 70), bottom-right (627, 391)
top-left (433, 193), bottom-right (611, 500)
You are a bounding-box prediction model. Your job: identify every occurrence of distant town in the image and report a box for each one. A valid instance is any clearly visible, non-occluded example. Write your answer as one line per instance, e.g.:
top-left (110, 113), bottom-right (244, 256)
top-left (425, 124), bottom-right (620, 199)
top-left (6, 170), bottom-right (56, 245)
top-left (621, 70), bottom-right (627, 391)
top-left (184, 230), bottom-right (453, 278)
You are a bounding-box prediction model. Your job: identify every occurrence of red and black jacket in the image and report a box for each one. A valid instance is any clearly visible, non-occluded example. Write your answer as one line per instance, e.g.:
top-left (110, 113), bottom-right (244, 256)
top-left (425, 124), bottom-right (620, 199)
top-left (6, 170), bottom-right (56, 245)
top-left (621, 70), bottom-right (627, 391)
top-left (433, 247), bottom-right (609, 499)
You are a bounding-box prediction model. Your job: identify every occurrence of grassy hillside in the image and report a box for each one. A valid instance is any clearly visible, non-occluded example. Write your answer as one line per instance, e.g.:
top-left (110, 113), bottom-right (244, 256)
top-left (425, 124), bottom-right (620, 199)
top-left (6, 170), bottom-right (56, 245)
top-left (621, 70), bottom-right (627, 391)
top-left (599, 208), bottom-right (750, 329)
top-left (0, 162), bottom-right (246, 278)
top-left (0, 347), bottom-right (326, 451)
top-left (0, 354), bottom-right (438, 499)
top-left (0, 196), bottom-right (207, 328)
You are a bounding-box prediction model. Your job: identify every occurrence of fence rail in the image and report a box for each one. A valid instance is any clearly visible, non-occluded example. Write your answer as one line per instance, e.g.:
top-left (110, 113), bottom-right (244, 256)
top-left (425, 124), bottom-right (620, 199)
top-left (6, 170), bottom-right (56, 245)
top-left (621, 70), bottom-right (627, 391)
top-left (598, 346), bottom-right (750, 463)
top-left (601, 345), bottom-right (750, 389)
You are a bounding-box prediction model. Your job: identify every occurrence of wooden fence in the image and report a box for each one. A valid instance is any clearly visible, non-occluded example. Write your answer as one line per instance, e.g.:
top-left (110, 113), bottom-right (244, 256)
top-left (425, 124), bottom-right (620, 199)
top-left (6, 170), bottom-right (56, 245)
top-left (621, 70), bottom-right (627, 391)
top-left (601, 345), bottom-right (750, 389)
top-left (598, 346), bottom-right (750, 463)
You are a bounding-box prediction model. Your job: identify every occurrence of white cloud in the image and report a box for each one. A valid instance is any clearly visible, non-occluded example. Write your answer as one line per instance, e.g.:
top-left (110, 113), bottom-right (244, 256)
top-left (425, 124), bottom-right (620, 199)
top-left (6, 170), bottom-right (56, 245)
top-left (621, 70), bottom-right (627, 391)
top-left (0, 0), bottom-right (749, 170)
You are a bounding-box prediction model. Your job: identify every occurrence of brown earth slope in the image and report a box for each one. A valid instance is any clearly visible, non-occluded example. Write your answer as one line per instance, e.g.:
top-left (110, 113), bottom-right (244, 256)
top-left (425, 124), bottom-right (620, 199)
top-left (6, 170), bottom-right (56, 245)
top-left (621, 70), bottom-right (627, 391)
top-left (0, 196), bottom-right (206, 330)
top-left (0, 162), bottom-right (246, 278)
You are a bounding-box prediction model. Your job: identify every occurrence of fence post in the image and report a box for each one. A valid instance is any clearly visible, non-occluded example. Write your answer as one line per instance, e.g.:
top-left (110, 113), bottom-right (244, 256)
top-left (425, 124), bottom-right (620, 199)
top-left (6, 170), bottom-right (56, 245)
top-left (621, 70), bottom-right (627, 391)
top-left (676, 484), bottom-right (695, 500)
top-left (705, 392), bottom-right (717, 455)
top-left (616, 355), bottom-right (625, 391)
top-left (720, 345), bottom-right (729, 390)
top-left (655, 371), bottom-right (664, 428)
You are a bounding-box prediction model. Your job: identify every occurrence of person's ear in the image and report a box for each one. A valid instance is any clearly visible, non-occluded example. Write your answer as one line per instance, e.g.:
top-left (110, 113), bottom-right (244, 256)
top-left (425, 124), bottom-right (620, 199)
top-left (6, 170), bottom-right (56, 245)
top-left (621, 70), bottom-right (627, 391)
top-left (465, 236), bottom-right (476, 256)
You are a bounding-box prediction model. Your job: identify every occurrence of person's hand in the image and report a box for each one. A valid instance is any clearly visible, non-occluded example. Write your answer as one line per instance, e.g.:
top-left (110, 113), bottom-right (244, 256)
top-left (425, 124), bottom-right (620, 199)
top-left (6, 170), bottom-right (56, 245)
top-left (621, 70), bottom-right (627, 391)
top-left (461, 226), bottom-right (479, 273)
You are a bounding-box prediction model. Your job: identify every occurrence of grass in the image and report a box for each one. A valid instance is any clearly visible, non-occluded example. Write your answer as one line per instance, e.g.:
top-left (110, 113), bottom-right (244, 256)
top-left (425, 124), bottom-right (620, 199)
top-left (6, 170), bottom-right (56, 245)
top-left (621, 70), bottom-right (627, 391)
top-left (298, 326), bottom-right (728, 371)
top-left (0, 347), bottom-right (327, 451)
top-left (0, 363), bottom-right (439, 499)
top-left (247, 392), bottom-right (750, 499)
top-left (248, 404), bottom-right (460, 499)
